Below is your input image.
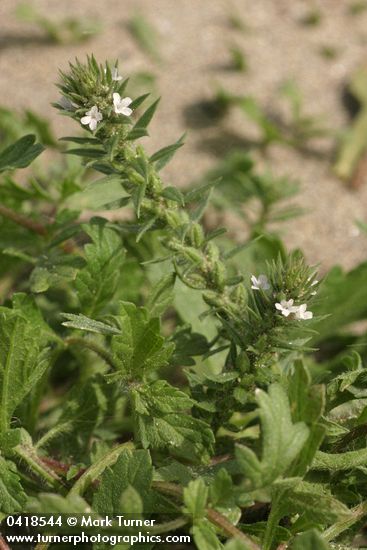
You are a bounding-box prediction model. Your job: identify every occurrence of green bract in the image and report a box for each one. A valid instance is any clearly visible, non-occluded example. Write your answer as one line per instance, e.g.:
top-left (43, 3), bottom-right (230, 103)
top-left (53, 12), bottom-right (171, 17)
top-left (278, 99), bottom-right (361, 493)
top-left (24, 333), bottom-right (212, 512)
top-left (0, 56), bottom-right (366, 549)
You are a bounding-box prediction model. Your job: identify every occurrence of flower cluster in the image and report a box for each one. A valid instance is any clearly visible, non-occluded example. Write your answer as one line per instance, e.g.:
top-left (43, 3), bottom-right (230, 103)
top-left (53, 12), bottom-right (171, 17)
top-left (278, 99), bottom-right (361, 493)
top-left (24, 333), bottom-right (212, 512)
top-left (275, 299), bottom-right (313, 320)
top-left (251, 273), bottom-right (316, 320)
top-left (80, 92), bottom-right (133, 131)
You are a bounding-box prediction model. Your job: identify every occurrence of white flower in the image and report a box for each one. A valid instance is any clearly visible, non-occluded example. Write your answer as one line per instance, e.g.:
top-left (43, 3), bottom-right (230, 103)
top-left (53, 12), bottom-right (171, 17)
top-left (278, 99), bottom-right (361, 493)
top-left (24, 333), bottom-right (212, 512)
top-left (275, 299), bottom-right (297, 317)
top-left (104, 67), bottom-right (123, 81)
top-left (294, 304), bottom-right (313, 320)
top-left (80, 105), bottom-right (103, 131)
top-left (112, 67), bottom-right (123, 81)
top-left (113, 93), bottom-right (133, 116)
top-left (251, 274), bottom-right (270, 291)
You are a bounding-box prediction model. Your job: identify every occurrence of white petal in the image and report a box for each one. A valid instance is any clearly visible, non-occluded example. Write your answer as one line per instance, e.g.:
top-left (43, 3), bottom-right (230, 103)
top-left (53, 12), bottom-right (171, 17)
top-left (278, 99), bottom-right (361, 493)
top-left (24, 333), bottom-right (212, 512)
top-left (113, 92), bottom-right (121, 104)
top-left (89, 118), bottom-right (98, 131)
top-left (121, 107), bottom-right (133, 116)
top-left (121, 97), bottom-right (132, 107)
top-left (96, 111), bottom-right (103, 122)
top-left (112, 68), bottom-right (122, 81)
top-left (303, 311), bottom-right (313, 319)
top-left (81, 116), bottom-right (91, 125)
top-left (275, 303), bottom-right (283, 311)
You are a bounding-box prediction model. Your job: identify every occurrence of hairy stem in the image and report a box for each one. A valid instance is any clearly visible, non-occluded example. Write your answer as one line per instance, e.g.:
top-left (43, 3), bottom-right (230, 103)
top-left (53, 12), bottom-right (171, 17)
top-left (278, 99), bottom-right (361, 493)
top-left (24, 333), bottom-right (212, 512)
top-left (14, 443), bottom-right (63, 490)
top-left (65, 336), bottom-right (117, 370)
top-left (69, 442), bottom-right (134, 497)
top-left (152, 481), bottom-right (261, 549)
top-left (0, 203), bottom-right (47, 236)
top-left (323, 501), bottom-right (367, 542)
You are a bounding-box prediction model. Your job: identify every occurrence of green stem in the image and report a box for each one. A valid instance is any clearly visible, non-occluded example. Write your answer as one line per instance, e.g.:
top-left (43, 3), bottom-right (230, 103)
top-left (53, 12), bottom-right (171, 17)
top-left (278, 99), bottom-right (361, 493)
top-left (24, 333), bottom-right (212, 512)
top-left (0, 203), bottom-right (47, 236)
top-left (14, 443), bottom-right (63, 490)
top-left (35, 420), bottom-right (74, 450)
top-left (323, 501), bottom-right (367, 542)
top-left (152, 481), bottom-right (261, 549)
top-left (65, 336), bottom-right (117, 370)
top-left (69, 442), bottom-right (134, 497)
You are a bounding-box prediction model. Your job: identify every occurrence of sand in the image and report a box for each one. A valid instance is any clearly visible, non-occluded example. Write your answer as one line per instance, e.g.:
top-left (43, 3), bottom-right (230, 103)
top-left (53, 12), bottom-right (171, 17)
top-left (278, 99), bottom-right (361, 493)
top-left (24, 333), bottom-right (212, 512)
top-left (0, 0), bottom-right (367, 272)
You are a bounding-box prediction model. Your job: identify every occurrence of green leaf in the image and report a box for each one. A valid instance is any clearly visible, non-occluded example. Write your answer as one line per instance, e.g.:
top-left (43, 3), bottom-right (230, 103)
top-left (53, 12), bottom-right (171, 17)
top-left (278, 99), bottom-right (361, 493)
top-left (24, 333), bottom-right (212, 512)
top-left (0, 457), bottom-right (26, 514)
top-left (110, 302), bottom-right (174, 377)
top-left (312, 263), bottom-right (367, 341)
top-left (65, 147), bottom-right (105, 158)
top-left (93, 450), bottom-right (152, 514)
top-left (287, 361), bottom-right (325, 424)
top-left (312, 448), bottom-right (367, 471)
top-left (146, 272), bottom-right (176, 317)
top-left (183, 478), bottom-right (208, 518)
top-left (224, 539), bottom-right (253, 550)
top-left (236, 383), bottom-right (309, 489)
top-left (150, 134), bottom-right (185, 170)
top-left (131, 380), bottom-right (214, 463)
top-left (132, 98), bottom-right (160, 131)
top-left (279, 481), bottom-right (350, 525)
top-left (0, 309), bottom-right (51, 433)
top-left (74, 219), bottom-right (125, 316)
top-left (65, 175), bottom-right (130, 210)
top-left (60, 136), bottom-right (101, 145)
top-left (192, 521), bottom-right (223, 550)
top-left (61, 313), bottom-right (120, 335)
top-left (69, 442), bottom-right (134, 497)
top-left (127, 127), bottom-right (149, 140)
top-left (36, 377), bottom-right (108, 459)
top-left (0, 134), bottom-right (44, 172)
top-left (291, 530), bottom-right (331, 550)
top-left (120, 485), bottom-right (143, 515)
top-left (263, 480), bottom-right (350, 550)
top-left (161, 186), bottom-right (185, 206)
top-left (26, 493), bottom-right (90, 513)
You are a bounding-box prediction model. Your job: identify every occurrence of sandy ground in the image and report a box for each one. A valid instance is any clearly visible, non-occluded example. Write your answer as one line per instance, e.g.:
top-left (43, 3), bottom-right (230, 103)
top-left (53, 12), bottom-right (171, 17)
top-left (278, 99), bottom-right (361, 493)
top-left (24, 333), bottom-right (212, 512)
top-left (0, 0), bottom-right (367, 272)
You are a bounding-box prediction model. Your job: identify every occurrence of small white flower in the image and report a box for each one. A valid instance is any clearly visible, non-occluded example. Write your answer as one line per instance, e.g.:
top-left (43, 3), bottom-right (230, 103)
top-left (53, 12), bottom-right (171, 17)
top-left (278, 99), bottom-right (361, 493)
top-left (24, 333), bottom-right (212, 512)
top-left (113, 93), bottom-right (133, 116)
top-left (251, 274), bottom-right (270, 291)
top-left (112, 67), bottom-right (123, 81)
top-left (294, 304), bottom-right (313, 320)
top-left (80, 105), bottom-right (103, 131)
top-left (275, 299), bottom-right (297, 317)
top-left (104, 67), bottom-right (123, 81)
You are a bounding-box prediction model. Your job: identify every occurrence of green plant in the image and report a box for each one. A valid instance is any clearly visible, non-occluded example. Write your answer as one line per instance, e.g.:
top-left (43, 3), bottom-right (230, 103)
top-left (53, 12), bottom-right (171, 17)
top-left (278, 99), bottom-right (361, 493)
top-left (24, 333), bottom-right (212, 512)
top-left (127, 13), bottom-right (162, 63)
top-left (334, 65), bottom-right (367, 185)
top-left (15, 3), bottom-right (101, 45)
top-left (0, 56), bottom-right (367, 549)
top-left (206, 81), bottom-right (329, 153)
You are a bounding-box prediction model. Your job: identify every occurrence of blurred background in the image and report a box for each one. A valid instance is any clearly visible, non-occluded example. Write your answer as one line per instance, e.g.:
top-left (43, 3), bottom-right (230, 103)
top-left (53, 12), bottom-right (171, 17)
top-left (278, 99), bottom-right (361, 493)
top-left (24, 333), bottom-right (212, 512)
top-left (1, 0), bottom-right (367, 271)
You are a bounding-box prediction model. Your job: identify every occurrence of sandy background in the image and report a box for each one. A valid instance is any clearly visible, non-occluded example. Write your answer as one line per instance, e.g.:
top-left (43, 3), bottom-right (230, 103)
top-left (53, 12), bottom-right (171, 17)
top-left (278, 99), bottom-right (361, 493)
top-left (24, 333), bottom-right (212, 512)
top-left (0, 0), bottom-right (367, 272)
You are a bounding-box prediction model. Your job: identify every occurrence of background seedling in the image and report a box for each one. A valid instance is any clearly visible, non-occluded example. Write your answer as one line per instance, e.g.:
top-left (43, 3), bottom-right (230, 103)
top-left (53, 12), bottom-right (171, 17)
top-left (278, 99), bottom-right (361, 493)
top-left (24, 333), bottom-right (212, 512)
top-left (334, 65), bottom-right (367, 185)
top-left (127, 12), bottom-right (162, 63)
top-left (15, 2), bottom-right (101, 45)
top-left (228, 45), bottom-right (248, 72)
